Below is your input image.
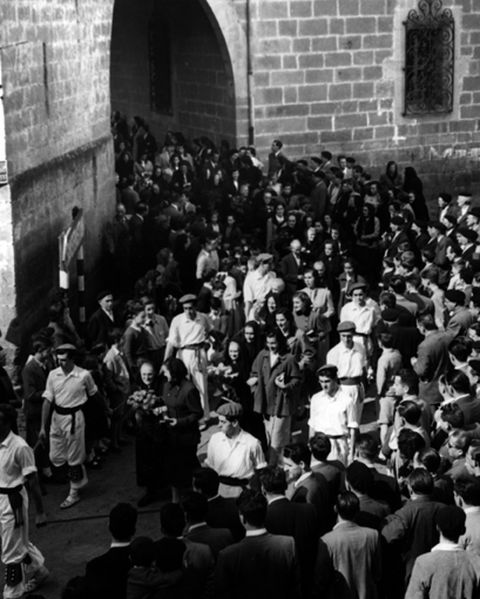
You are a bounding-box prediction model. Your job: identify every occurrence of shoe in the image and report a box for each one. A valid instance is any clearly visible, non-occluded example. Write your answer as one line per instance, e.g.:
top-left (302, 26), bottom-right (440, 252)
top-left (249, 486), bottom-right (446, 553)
top-left (137, 492), bottom-right (156, 507)
top-left (60, 492), bottom-right (80, 509)
top-left (24, 565), bottom-right (49, 591)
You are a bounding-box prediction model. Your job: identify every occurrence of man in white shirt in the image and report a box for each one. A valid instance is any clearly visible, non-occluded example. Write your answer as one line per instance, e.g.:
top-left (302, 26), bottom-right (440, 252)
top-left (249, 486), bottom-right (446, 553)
top-left (243, 253), bottom-right (275, 319)
top-left (39, 344), bottom-right (98, 508)
top-left (327, 321), bottom-right (366, 422)
top-left (340, 283), bottom-right (376, 359)
top-left (0, 404), bottom-right (48, 599)
top-left (205, 402), bottom-right (266, 498)
top-left (308, 365), bottom-right (358, 465)
top-left (164, 294), bottom-right (212, 426)
top-left (196, 235), bottom-right (219, 281)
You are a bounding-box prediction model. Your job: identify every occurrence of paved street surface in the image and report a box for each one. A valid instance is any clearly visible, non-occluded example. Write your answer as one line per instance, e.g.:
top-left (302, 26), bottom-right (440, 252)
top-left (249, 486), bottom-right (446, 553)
top-left (0, 398), bottom-right (376, 598)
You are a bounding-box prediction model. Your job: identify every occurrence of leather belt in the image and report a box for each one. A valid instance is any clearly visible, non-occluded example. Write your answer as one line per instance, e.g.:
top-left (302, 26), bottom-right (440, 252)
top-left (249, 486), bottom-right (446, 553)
top-left (0, 485), bottom-right (24, 527)
top-left (180, 343), bottom-right (204, 350)
top-left (219, 476), bottom-right (249, 487)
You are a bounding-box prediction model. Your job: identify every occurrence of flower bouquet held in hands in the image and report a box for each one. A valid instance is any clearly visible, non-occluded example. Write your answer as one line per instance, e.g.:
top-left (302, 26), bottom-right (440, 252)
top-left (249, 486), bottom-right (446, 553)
top-left (128, 389), bottom-right (168, 426)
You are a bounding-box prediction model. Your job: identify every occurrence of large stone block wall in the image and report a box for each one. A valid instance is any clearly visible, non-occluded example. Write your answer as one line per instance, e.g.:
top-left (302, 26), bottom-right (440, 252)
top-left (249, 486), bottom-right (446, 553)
top-left (111, 0), bottom-right (237, 146)
top-left (247, 0), bottom-right (480, 188)
top-left (0, 0), bottom-right (116, 342)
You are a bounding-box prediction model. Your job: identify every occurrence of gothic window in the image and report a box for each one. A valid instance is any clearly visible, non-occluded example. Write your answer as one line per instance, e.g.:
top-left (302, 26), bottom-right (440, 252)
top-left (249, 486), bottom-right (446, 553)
top-left (403, 0), bottom-right (454, 116)
top-left (149, 15), bottom-right (173, 114)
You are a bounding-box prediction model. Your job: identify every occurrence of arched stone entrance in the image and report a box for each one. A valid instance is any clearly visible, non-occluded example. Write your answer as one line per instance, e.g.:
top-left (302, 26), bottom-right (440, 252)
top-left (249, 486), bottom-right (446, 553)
top-left (110, 0), bottom-right (248, 147)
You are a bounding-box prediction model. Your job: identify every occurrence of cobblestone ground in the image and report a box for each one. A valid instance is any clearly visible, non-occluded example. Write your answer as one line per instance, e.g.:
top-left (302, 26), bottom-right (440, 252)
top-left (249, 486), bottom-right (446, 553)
top-left (0, 398), bottom-right (376, 598)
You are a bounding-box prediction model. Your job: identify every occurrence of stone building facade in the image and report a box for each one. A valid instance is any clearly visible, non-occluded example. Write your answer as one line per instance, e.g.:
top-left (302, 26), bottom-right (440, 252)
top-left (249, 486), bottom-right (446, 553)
top-left (0, 0), bottom-right (479, 345)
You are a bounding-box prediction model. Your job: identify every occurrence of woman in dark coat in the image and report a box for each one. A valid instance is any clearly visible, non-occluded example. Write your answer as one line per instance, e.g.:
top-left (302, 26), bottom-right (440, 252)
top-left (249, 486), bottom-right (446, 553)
top-left (403, 166), bottom-right (429, 222)
top-left (162, 357), bottom-right (203, 502)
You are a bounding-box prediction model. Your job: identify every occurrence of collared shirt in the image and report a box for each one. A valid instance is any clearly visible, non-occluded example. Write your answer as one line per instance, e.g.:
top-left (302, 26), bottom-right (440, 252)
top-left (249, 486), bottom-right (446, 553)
top-left (102, 308), bottom-right (115, 322)
top-left (327, 342), bottom-right (366, 378)
top-left (110, 541), bottom-right (130, 548)
top-left (294, 472), bottom-right (312, 488)
top-left (205, 430), bottom-right (267, 479)
top-left (188, 522), bottom-right (208, 532)
top-left (268, 495), bottom-right (285, 505)
top-left (464, 506), bottom-right (480, 514)
top-left (143, 313), bottom-right (169, 350)
top-left (196, 249), bottom-right (219, 280)
top-left (431, 542), bottom-right (462, 552)
top-left (340, 302), bottom-right (375, 335)
top-left (43, 365), bottom-right (97, 408)
top-left (309, 387), bottom-right (358, 435)
top-left (0, 431), bottom-right (37, 487)
top-left (243, 269), bottom-right (275, 304)
top-left (245, 528), bottom-right (268, 537)
top-left (168, 312), bottom-right (212, 348)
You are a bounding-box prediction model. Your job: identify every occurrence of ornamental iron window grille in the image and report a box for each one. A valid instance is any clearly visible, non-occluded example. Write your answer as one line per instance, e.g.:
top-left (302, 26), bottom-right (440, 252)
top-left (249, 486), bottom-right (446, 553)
top-left (403, 0), bottom-right (454, 117)
top-left (148, 13), bottom-right (173, 115)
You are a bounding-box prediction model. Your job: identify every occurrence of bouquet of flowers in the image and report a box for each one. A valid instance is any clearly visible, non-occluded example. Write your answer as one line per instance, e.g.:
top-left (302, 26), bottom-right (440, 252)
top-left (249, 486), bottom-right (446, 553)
top-left (128, 389), bottom-right (167, 421)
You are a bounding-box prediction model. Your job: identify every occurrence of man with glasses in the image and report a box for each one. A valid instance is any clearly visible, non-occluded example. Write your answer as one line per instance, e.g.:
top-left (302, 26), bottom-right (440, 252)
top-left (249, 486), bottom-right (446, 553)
top-left (327, 321), bottom-right (367, 421)
top-left (164, 294), bottom-right (212, 429)
top-left (308, 365), bottom-right (358, 465)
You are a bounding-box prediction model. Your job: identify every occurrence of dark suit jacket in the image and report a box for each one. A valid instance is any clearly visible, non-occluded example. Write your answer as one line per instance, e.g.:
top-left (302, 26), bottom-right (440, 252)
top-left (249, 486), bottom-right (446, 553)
top-left (22, 359), bottom-right (47, 421)
top-left (206, 496), bottom-right (245, 542)
top-left (291, 473), bottom-right (333, 534)
top-left (446, 306), bottom-right (475, 338)
top-left (266, 497), bottom-right (318, 593)
top-left (215, 532), bottom-right (301, 599)
top-left (311, 461), bottom-right (345, 506)
top-left (280, 253), bottom-right (303, 295)
top-left (87, 308), bottom-right (118, 347)
top-left (310, 181), bottom-right (328, 220)
top-left (85, 545), bottom-right (131, 599)
top-left (382, 496), bottom-right (443, 579)
top-left (385, 230), bottom-right (409, 259)
top-left (186, 524), bottom-right (234, 559)
top-left (414, 330), bottom-right (451, 406)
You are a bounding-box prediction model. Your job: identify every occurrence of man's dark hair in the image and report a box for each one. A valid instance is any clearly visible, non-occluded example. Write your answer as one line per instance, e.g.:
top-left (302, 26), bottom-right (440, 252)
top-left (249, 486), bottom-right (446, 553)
top-left (379, 332), bottom-right (394, 349)
top-left (445, 369), bottom-right (471, 395)
top-left (32, 338), bottom-right (52, 353)
top-left (309, 433), bottom-right (332, 461)
top-left (398, 429), bottom-right (425, 461)
top-left (379, 291), bottom-right (396, 309)
top-left (0, 404), bottom-right (17, 429)
top-left (448, 339), bottom-right (471, 363)
top-left (440, 402), bottom-right (465, 429)
top-left (285, 443), bottom-right (311, 469)
top-left (398, 401), bottom-right (422, 425)
top-left (182, 492), bottom-right (208, 523)
top-left (408, 468), bottom-right (434, 495)
top-left (109, 503), bottom-right (137, 541)
top-left (435, 506), bottom-right (466, 542)
top-left (390, 276), bottom-right (407, 295)
top-left (160, 503), bottom-right (185, 537)
top-left (346, 462), bottom-right (374, 495)
top-left (417, 313), bottom-right (437, 331)
top-left (416, 448), bottom-right (441, 475)
top-left (397, 369), bottom-right (419, 395)
top-left (155, 538), bottom-right (186, 573)
top-left (454, 476), bottom-right (480, 506)
top-left (193, 467), bottom-right (219, 497)
top-left (336, 491), bottom-right (360, 520)
top-left (356, 433), bottom-right (379, 460)
top-left (259, 467), bottom-right (287, 495)
top-left (236, 490), bottom-right (267, 528)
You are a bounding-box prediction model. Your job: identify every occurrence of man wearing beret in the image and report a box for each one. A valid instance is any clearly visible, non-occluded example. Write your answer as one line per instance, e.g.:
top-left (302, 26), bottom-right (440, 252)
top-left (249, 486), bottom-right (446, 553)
top-left (308, 365), bottom-right (358, 465)
top-left (327, 322), bottom-right (367, 422)
top-left (86, 290), bottom-right (119, 348)
top-left (39, 344), bottom-right (97, 508)
top-left (164, 295), bottom-right (212, 428)
top-left (205, 402), bottom-right (266, 498)
top-left (444, 290), bottom-right (475, 338)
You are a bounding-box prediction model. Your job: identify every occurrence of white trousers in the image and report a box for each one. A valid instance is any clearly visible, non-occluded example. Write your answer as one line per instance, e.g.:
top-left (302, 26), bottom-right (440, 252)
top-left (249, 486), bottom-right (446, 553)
top-left (49, 410), bottom-right (86, 467)
top-left (0, 490), bottom-right (45, 599)
top-left (340, 383), bottom-right (365, 423)
top-left (177, 348), bottom-right (209, 416)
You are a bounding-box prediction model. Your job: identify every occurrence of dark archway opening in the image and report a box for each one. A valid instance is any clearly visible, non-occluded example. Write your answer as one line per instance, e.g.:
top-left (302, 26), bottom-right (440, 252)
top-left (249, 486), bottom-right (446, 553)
top-left (110, 0), bottom-right (237, 147)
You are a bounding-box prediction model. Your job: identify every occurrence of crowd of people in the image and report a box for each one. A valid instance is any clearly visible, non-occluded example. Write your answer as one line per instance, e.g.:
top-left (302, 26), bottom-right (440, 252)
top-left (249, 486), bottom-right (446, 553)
top-left (2, 110), bottom-right (480, 598)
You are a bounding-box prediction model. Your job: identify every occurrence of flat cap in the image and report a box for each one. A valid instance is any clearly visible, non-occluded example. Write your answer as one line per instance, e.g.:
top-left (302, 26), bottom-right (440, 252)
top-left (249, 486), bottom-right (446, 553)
top-left (317, 364), bottom-right (338, 378)
top-left (217, 401), bottom-right (243, 418)
top-left (321, 150), bottom-right (332, 161)
top-left (337, 321), bottom-right (356, 333)
top-left (428, 220), bottom-right (447, 234)
top-left (55, 343), bottom-right (77, 353)
top-left (350, 282), bottom-right (367, 292)
top-left (444, 289), bottom-right (466, 305)
top-left (257, 253), bottom-right (273, 263)
top-left (96, 289), bottom-right (113, 302)
top-left (179, 294), bottom-right (197, 304)
top-left (391, 216), bottom-right (405, 226)
top-left (458, 192), bottom-right (472, 201)
top-left (382, 308), bottom-right (401, 323)
top-left (456, 227), bottom-right (478, 242)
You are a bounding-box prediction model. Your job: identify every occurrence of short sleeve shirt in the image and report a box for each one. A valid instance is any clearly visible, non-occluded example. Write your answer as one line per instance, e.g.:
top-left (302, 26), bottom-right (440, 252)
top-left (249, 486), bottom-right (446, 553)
top-left (0, 431), bottom-right (37, 487)
top-left (43, 365), bottom-right (97, 408)
top-left (167, 312), bottom-right (211, 348)
top-left (309, 388), bottom-right (359, 436)
top-left (205, 430), bottom-right (267, 479)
